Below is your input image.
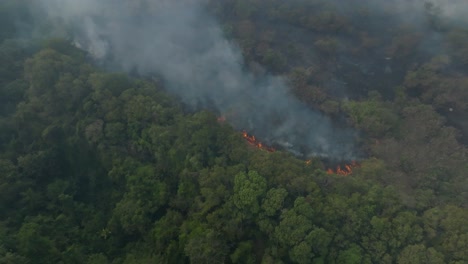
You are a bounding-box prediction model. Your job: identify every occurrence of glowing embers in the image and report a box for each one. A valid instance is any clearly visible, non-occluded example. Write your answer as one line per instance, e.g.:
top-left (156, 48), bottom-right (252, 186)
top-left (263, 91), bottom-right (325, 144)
top-left (326, 161), bottom-right (359, 176)
top-left (242, 130), bottom-right (276, 152)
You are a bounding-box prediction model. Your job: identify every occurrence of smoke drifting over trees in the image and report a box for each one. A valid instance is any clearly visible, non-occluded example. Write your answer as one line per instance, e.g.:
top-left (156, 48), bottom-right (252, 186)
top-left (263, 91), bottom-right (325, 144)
top-left (33, 0), bottom-right (358, 159)
top-left (23, 0), bottom-right (468, 160)
top-left (1, 1), bottom-right (468, 263)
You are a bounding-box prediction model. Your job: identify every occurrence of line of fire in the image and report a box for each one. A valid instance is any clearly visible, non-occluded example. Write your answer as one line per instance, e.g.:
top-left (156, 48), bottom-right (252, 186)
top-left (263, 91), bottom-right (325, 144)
top-left (242, 130), bottom-right (276, 153)
top-left (218, 116), bottom-right (359, 176)
top-left (241, 130), bottom-right (359, 176)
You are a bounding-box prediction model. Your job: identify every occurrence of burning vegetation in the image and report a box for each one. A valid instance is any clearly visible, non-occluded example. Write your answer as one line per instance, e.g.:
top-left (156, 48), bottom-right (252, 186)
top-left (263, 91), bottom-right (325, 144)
top-left (326, 161), bottom-right (360, 176)
top-left (242, 130), bottom-right (276, 152)
top-left (240, 130), bottom-right (359, 175)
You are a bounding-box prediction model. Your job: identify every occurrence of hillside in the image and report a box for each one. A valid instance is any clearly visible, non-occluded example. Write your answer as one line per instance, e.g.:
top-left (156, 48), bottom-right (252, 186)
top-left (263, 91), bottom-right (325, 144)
top-left (0, 1), bottom-right (467, 263)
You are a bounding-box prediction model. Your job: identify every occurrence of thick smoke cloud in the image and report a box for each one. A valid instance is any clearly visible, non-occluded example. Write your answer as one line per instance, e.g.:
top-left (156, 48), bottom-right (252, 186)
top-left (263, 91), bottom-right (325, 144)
top-left (36, 0), bottom-right (357, 159)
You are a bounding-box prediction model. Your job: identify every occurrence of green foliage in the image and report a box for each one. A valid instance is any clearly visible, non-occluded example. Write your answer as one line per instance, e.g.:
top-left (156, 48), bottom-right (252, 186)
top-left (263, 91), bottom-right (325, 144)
top-left (16, 221), bottom-right (58, 263)
top-left (261, 188), bottom-right (288, 216)
top-left (184, 228), bottom-right (228, 264)
top-left (231, 241), bottom-right (255, 264)
top-left (397, 244), bottom-right (444, 264)
top-left (343, 97), bottom-right (399, 137)
top-left (336, 244), bottom-right (365, 264)
top-left (233, 170), bottom-right (267, 216)
top-left (0, 1), bottom-right (467, 263)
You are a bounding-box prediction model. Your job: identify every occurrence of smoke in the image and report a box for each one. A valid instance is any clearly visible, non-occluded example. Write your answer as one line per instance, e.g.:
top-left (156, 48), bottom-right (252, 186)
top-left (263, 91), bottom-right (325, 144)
top-left (426, 0), bottom-right (468, 22)
top-left (33, 0), bottom-right (358, 159)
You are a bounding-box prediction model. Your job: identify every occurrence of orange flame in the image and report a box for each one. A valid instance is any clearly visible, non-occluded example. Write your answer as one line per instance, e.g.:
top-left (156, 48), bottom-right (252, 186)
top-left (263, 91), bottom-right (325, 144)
top-left (238, 128), bottom-right (358, 175)
top-left (326, 161), bottom-right (359, 176)
top-left (217, 116), bottom-right (226, 123)
top-left (242, 130), bottom-right (276, 152)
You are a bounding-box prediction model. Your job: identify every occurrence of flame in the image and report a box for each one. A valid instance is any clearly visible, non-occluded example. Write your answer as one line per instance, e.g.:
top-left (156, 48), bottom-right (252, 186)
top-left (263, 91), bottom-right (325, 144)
top-left (217, 116), bottom-right (226, 122)
top-left (237, 125), bottom-right (358, 175)
top-left (242, 130), bottom-right (276, 152)
top-left (326, 161), bottom-right (359, 176)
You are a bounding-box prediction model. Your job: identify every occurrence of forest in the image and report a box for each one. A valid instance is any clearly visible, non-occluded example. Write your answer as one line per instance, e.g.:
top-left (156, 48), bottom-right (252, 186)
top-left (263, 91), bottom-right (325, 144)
top-left (0, 0), bottom-right (467, 263)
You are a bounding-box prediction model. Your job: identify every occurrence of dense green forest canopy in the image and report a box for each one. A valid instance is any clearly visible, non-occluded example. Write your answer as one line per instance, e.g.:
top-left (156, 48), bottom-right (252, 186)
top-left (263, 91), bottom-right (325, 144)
top-left (0, 0), bottom-right (467, 263)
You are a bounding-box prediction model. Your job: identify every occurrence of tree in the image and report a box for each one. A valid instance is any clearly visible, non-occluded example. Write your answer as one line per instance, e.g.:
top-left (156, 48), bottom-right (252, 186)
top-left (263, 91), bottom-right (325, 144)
top-left (397, 244), bottom-right (444, 264)
top-left (336, 244), bottom-right (365, 264)
top-left (230, 241), bottom-right (255, 264)
top-left (233, 171), bottom-right (267, 217)
top-left (110, 164), bottom-right (167, 235)
top-left (16, 222), bottom-right (58, 263)
top-left (423, 206), bottom-right (468, 263)
top-left (261, 188), bottom-right (288, 216)
top-left (184, 228), bottom-right (228, 264)
top-left (343, 98), bottom-right (399, 138)
top-left (274, 209), bottom-right (311, 247)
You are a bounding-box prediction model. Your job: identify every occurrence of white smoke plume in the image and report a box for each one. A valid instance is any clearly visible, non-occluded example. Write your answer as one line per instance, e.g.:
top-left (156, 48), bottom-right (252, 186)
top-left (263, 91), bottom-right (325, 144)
top-left (35, 0), bottom-right (358, 159)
